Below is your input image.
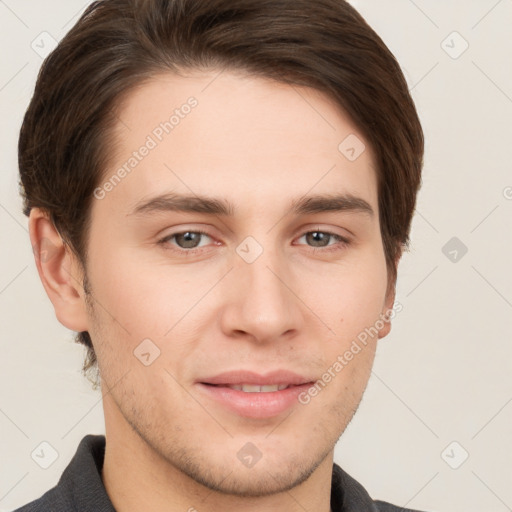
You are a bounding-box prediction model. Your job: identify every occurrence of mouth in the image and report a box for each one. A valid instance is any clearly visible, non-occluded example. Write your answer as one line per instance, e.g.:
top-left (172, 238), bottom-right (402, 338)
top-left (203, 383), bottom-right (292, 392)
top-left (196, 370), bottom-right (315, 418)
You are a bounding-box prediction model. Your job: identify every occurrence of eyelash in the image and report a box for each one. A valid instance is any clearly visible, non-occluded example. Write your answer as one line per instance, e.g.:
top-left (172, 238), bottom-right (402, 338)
top-left (157, 229), bottom-right (351, 255)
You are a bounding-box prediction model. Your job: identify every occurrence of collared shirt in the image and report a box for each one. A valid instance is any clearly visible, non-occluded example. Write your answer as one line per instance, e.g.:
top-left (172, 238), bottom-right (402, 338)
top-left (13, 435), bottom-right (427, 512)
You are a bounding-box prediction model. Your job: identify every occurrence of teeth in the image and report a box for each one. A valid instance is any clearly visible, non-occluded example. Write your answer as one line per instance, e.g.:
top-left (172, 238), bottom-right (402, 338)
top-left (226, 384), bottom-right (289, 392)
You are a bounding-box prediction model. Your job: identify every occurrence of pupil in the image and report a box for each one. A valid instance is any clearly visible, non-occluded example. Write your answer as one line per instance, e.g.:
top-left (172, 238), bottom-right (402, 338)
top-left (308, 232), bottom-right (328, 247)
top-left (178, 232), bottom-right (200, 248)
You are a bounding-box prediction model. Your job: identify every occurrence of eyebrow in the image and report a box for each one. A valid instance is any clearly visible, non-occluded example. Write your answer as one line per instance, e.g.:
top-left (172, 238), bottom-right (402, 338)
top-left (128, 192), bottom-right (374, 218)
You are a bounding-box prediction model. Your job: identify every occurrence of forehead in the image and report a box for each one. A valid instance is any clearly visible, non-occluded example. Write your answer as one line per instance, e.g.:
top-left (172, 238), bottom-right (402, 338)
top-left (98, 70), bottom-right (378, 217)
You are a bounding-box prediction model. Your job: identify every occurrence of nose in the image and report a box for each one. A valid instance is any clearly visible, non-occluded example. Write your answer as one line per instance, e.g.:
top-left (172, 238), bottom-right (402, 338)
top-left (219, 244), bottom-right (304, 344)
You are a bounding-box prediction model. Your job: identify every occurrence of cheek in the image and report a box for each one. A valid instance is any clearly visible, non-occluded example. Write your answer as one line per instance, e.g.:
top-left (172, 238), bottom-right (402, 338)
top-left (85, 248), bottom-right (223, 378)
top-left (300, 251), bottom-right (388, 337)
top-left (87, 249), bottom-right (191, 336)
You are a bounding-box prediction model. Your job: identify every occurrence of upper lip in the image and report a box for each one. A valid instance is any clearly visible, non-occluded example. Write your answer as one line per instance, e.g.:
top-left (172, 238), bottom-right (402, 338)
top-left (198, 370), bottom-right (314, 386)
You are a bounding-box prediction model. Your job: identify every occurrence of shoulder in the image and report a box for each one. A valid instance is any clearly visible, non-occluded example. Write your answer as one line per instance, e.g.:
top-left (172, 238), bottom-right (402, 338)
top-left (11, 434), bottom-right (110, 512)
top-left (10, 486), bottom-right (70, 512)
top-left (332, 463), bottom-right (431, 512)
top-left (373, 500), bottom-right (429, 512)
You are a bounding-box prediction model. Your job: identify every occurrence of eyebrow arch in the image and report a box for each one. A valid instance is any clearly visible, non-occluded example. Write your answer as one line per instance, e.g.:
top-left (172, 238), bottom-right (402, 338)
top-left (291, 193), bottom-right (374, 217)
top-left (127, 192), bottom-right (374, 218)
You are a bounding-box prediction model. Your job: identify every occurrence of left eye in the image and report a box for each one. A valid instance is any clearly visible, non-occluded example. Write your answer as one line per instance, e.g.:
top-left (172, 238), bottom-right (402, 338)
top-left (296, 231), bottom-right (346, 248)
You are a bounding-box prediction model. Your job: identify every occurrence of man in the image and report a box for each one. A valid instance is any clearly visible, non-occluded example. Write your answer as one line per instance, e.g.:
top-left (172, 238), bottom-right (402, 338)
top-left (16, 0), bottom-right (426, 510)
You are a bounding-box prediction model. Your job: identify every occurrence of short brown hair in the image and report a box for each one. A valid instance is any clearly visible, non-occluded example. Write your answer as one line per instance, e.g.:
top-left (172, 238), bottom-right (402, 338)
top-left (19, 0), bottom-right (424, 380)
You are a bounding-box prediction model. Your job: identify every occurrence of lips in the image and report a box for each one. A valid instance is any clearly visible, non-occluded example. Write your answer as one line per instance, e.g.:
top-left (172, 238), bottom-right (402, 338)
top-left (199, 369), bottom-right (312, 385)
top-left (219, 384), bottom-right (289, 392)
top-left (196, 370), bottom-right (315, 418)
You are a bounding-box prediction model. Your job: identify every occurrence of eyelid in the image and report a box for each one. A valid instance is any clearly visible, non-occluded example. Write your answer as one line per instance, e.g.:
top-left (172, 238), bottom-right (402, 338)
top-left (293, 230), bottom-right (351, 253)
top-left (293, 223), bottom-right (353, 244)
top-left (158, 228), bottom-right (215, 251)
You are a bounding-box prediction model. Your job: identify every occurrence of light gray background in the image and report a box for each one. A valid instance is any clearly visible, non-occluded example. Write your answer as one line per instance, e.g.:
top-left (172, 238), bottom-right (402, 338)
top-left (1, 1), bottom-right (511, 511)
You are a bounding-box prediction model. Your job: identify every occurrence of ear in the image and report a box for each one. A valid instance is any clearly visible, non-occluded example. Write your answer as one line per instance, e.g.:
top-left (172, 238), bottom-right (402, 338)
top-left (29, 208), bottom-right (89, 332)
top-left (377, 287), bottom-right (396, 339)
top-left (377, 252), bottom-right (402, 340)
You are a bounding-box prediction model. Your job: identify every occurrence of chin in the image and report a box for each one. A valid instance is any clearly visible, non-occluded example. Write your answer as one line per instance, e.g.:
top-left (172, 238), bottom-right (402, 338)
top-left (183, 459), bottom-right (321, 497)
top-left (160, 438), bottom-right (334, 498)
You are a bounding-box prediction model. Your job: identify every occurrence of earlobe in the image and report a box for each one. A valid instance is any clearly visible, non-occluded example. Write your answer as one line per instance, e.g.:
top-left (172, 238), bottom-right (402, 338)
top-left (29, 208), bottom-right (89, 332)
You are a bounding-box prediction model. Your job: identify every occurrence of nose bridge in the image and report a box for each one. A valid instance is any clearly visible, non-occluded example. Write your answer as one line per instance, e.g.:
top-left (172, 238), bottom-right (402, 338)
top-left (245, 245), bottom-right (286, 304)
top-left (221, 235), bottom-right (302, 341)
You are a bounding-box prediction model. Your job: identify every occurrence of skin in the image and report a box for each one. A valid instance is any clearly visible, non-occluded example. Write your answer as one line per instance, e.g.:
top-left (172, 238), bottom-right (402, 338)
top-left (30, 69), bottom-right (398, 512)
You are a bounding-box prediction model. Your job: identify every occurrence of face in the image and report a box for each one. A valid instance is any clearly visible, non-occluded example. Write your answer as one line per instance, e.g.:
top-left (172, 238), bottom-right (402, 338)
top-left (80, 70), bottom-right (394, 496)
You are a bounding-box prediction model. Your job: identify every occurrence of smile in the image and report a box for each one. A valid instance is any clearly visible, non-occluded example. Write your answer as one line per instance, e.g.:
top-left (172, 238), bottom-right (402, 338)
top-left (212, 384), bottom-right (290, 392)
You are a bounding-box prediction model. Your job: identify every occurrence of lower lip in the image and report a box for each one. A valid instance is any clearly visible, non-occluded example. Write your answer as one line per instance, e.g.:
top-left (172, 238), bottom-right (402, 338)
top-left (196, 383), bottom-right (314, 419)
